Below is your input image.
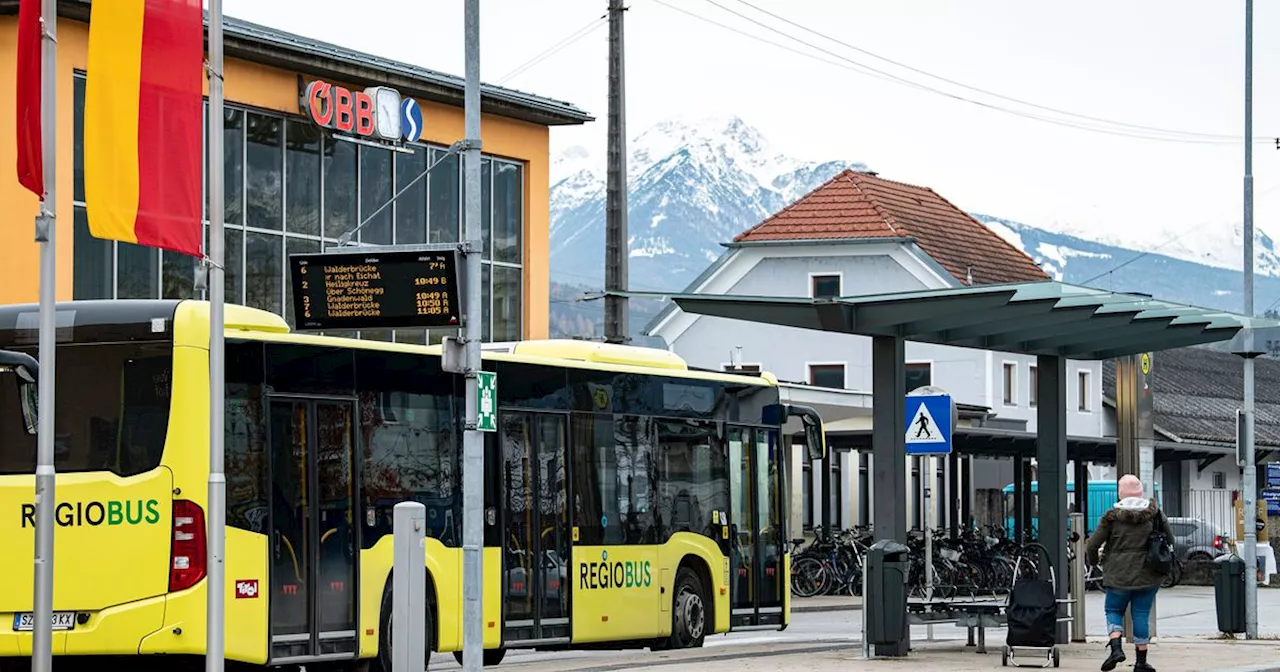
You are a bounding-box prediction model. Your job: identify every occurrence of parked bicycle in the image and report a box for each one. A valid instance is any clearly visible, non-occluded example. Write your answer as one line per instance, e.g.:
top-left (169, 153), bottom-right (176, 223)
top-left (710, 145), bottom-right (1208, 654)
top-left (789, 524), bottom-right (1053, 599)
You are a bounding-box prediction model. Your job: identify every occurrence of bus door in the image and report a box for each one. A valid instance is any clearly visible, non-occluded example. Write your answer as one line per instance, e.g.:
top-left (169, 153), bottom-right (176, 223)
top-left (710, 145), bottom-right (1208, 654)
top-left (727, 426), bottom-right (785, 628)
top-left (500, 411), bottom-right (572, 645)
top-left (267, 397), bottom-right (360, 664)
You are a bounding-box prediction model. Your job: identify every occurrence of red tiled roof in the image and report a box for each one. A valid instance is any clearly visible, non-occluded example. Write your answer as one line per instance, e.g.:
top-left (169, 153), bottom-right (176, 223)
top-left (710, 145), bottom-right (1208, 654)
top-left (733, 169), bottom-right (1049, 285)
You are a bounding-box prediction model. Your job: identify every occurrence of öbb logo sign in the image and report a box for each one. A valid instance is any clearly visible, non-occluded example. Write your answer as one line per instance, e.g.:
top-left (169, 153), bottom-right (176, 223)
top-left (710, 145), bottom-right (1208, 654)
top-left (304, 80), bottom-right (423, 144)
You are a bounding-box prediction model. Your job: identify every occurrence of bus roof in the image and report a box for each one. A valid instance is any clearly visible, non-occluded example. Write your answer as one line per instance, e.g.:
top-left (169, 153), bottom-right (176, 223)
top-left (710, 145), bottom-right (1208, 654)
top-left (146, 299), bottom-right (781, 388)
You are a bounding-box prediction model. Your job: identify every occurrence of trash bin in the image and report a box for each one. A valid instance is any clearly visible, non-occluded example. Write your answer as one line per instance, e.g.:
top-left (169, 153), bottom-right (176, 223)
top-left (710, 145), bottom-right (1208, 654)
top-left (865, 539), bottom-right (910, 656)
top-left (1214, 554), bottom-right (1246, 634)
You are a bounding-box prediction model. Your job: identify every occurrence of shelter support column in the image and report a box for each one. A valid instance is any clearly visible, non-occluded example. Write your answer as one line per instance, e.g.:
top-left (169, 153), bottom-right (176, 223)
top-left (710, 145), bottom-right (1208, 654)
top-left (1036, 354), bottom-right (1069, 645)
top-left (1074, 458), bottom-right (1089, 533)
top-left (949, 451), bottom-right (961, 538)
top-left (961, 456), bottom-right (973, 532)
top-left (1162, 461), bottom-right (1183, 516)
top-left (843, 450), bottom-right (857, 529)
top-left (871, 335), bottom-right (908, 658)
top-left (1013, 455), bottom-right (1025, 543)
top-left (872, 335), bottom-right (907, 544)
top-left (1022, 461), bottom-right (1035, 539)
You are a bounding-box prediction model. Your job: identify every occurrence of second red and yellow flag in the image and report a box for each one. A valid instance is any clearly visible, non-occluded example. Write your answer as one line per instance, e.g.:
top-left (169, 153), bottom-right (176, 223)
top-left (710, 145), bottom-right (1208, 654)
top-left (84, 0), bottom-right (204, 257)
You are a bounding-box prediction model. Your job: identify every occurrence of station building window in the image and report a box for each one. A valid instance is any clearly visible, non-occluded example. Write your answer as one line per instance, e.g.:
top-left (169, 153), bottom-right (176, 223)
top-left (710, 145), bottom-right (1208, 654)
top-left (70, 72), bottom-right (525, 343)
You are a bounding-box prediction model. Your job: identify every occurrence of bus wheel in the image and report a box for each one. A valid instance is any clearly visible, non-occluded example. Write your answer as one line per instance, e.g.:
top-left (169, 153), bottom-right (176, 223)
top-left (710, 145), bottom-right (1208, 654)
top-left (375, 578), bottom-right (435, 672)
top-left (668, 567), bottom-right (707, 649)
top-left (453, 649), bottom-right (508, 666)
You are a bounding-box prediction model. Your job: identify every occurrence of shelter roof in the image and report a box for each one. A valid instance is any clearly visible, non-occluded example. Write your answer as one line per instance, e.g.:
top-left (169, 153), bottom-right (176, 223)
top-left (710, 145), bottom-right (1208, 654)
top-left (616, 281), bottom-right (1280, 360)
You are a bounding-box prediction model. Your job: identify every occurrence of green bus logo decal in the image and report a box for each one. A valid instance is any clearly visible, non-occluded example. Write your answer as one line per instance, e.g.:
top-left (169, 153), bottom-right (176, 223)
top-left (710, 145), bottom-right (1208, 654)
top-left (21, 500), bottom-right (162, 528)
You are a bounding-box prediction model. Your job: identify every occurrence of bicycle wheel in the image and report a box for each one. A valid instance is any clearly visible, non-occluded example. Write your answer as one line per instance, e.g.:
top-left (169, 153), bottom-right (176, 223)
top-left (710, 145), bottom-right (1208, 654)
top-left (791, 556), bottom-right (829, 598)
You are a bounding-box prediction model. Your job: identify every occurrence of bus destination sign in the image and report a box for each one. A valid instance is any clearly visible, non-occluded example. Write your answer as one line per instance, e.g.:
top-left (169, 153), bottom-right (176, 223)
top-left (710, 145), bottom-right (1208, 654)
top-left (288, 248), bottom-right (461, 331)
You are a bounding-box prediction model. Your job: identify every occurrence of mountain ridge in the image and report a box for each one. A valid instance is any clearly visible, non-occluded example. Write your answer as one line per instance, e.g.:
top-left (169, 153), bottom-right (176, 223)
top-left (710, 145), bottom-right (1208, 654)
top-left (546, 116), bottom-right (1280, 339)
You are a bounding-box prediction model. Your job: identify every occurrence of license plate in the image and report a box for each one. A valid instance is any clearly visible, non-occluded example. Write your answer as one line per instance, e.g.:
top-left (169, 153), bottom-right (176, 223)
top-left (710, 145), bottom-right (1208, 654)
top-left (13, 612), bottom-right (75, 632)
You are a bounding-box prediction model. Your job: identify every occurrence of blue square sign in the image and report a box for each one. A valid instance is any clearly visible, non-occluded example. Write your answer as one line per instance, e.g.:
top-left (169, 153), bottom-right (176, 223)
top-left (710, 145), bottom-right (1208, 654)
top-left (1267, 463), bottom-right (1280, 489)
top-left (905, 393), bottom-right (952, 456)
top-left (1263, 488), bottom-right (1280, 516)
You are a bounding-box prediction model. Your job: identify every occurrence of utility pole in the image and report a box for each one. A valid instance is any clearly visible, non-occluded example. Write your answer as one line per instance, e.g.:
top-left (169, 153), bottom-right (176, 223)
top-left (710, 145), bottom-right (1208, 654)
top-left (207, 0), bottom-right (227, 669)
top-left (460, 0), bottom-right (486, 668)
top-left (31, 0), bottom-right (57, 669)
top-left (1242, 0), bottom-right (1259, 641)
top-left (604, 0), bottom-right (629, 343)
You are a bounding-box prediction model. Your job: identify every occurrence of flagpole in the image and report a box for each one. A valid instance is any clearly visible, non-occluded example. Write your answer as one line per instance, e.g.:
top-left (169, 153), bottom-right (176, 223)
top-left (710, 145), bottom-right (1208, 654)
top-left (31, 0), bottom-right (58, 669)
top-left (206, 0), bottom-right (227, 669)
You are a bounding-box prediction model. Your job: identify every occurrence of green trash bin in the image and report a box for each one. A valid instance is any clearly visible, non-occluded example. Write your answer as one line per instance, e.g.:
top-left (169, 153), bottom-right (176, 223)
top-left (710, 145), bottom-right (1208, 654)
top-left (866, 540), bottom-right (910, 656)
top-left (1214, 554), bottom-right (1245, 634)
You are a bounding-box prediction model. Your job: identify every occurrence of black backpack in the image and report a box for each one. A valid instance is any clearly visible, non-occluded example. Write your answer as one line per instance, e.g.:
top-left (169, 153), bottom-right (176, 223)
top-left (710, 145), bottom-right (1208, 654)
top-left (1145, 509), bottom-right (1175, 575)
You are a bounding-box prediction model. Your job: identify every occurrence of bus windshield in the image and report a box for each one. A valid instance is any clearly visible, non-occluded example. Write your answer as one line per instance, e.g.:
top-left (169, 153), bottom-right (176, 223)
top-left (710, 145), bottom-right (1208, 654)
top-left (0, 342), bottom-right (174, 477)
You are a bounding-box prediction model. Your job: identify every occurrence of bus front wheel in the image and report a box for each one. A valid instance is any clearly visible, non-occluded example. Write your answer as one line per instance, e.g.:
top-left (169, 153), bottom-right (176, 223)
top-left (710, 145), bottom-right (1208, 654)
top-left (667, 567), bottom-right (707, 649)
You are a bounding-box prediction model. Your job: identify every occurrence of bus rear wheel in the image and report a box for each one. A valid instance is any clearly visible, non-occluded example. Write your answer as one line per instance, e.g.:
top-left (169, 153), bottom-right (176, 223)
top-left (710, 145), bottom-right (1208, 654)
top-left (453, 649), bottom-right (507, 666)
top-left (666, 567), bottom-right (707, 649)
top-left (375, 577), bottom-right (435, 672)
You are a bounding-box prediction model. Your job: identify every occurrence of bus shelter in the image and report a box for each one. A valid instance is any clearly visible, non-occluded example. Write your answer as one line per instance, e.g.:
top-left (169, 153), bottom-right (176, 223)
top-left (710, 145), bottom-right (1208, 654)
top-left (615, 280), bottom-right (1279, 644)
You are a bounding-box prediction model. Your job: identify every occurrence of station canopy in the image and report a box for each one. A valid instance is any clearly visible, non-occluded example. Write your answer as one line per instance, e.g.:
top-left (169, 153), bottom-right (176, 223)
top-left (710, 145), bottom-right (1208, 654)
top-left (625, 280), bottom-right (1280, 360)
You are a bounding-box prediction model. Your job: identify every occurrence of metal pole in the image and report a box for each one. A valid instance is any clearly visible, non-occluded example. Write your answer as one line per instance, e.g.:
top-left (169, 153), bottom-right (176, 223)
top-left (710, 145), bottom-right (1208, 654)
top-left (461, 0), bottom-right (485, 669)
top-left (1243, 0), bottom-right (1259, 641)
top-left (603, 0), bottom-right (629, 343)
top-left (206, 0), bottom-right (227, 669)
top-left (1070, 512), bottom-right (1086, 642)
top-left (31, 0), bottom-right (58, 669)
top-left (1140, 441), bottom-right (1157, 639)
top-left (925, 455), bottom-right (935, 642)
top-left (393, 503), bottom-right (427, 672)
top-left (924, 456), bottom-right (934, 601)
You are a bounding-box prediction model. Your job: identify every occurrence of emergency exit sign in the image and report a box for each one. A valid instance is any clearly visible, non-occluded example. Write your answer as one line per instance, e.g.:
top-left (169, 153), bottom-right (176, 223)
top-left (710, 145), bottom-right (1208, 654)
top-left (476, 371), bottom-right (497, 432)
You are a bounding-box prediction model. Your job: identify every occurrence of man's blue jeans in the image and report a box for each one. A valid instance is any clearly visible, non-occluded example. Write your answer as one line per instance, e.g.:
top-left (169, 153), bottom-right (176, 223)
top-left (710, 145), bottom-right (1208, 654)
top-left (1104, 586), bottom-right (1158, 645)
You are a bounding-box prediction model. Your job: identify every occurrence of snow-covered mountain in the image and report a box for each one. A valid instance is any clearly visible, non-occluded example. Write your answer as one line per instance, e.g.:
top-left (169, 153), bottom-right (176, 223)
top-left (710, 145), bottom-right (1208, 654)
top-left (976, 214), bottom-right (1280, 314)
top-left (549, 116), bottom-right (860, 290)
top-left (546, 116), bottom-right (1280, 338)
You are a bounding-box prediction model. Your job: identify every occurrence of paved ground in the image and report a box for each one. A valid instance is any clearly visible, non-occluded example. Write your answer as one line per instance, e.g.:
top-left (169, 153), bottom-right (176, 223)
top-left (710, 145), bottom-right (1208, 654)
top-left (789, 585), bottom-right (1280, 639)
top-left (426, 586), bottom-right (1280, 670)
top-left (619, 640), bottom-right (1280, 672)
top-left (429, 638), bottom-right (1280, 671)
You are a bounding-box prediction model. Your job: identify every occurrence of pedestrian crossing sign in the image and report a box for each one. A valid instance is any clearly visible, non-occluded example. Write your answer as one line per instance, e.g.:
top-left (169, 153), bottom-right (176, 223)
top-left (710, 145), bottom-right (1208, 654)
top-left (905, 393), bottom-right (952, 455)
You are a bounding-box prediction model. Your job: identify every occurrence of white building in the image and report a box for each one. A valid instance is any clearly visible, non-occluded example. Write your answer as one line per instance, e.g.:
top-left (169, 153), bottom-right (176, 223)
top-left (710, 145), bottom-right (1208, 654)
top-left (646, 170), bottom-right (1106, 535)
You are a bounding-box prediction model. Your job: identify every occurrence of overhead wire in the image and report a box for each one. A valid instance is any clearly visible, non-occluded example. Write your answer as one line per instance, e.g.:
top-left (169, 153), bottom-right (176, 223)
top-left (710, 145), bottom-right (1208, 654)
top-left (727, 0), bottom-right (1267, 143)
top-left (497, 13), bottom-right (609, 85)
top-left (1081, 181), bottom-right (1280, 285)
top-left (654, 0), bottom-right (1273, 145)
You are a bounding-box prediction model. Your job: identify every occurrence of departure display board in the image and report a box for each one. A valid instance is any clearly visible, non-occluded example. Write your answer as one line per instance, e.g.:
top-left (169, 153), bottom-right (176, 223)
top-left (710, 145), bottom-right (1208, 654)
top-left (288, 248), bottom-right (461, 331)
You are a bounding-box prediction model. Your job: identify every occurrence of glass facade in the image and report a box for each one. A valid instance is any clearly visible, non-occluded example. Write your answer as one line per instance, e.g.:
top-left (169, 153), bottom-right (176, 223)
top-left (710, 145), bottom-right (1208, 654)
top-left (71, 73), bottom-right (525, 342)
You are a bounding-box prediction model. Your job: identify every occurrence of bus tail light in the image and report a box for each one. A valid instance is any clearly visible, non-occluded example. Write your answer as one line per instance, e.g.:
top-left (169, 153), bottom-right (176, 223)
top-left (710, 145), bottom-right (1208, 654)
top-left (170, 500), bottom-right (207, 592)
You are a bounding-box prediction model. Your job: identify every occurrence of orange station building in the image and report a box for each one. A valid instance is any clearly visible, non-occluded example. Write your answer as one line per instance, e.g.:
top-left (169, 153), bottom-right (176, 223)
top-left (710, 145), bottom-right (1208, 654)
top-left (0, 0), bottom-right (591, 342)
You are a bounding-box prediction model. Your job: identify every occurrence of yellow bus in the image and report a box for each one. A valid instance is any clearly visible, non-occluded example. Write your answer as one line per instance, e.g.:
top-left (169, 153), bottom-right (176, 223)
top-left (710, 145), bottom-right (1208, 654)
top-left (0, 300), bottom-right (824, 670)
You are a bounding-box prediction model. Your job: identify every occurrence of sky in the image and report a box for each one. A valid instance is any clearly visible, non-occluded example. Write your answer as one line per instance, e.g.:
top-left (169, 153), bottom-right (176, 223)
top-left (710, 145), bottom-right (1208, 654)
top-left (223, 0), bottom-right (1280, 260)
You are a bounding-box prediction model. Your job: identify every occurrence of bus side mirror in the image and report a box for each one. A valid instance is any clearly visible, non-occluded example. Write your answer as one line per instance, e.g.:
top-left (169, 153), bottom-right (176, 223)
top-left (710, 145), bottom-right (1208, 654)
top-left (780, 403), bottom-right (826, 461)
top-left (802, 416), bottom-right (825, 462)
top-left (0, 350), bottom-right (39, 435)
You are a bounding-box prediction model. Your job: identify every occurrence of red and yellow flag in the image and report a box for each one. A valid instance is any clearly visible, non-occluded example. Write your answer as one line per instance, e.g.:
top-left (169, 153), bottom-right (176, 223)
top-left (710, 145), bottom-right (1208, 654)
top-left (15, 0), bottom-right (43, 197)
top-left (84, 0), bottom-right (203, 257)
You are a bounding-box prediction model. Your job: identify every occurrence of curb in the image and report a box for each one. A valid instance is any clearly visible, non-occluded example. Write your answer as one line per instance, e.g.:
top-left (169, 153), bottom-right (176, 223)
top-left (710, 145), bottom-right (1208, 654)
top-left (586, 640), bottom-right (855, 670)
top-left (537, 641), bottom-right (859, 671)
top-left (792, 602), bottom-right (862, 613)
